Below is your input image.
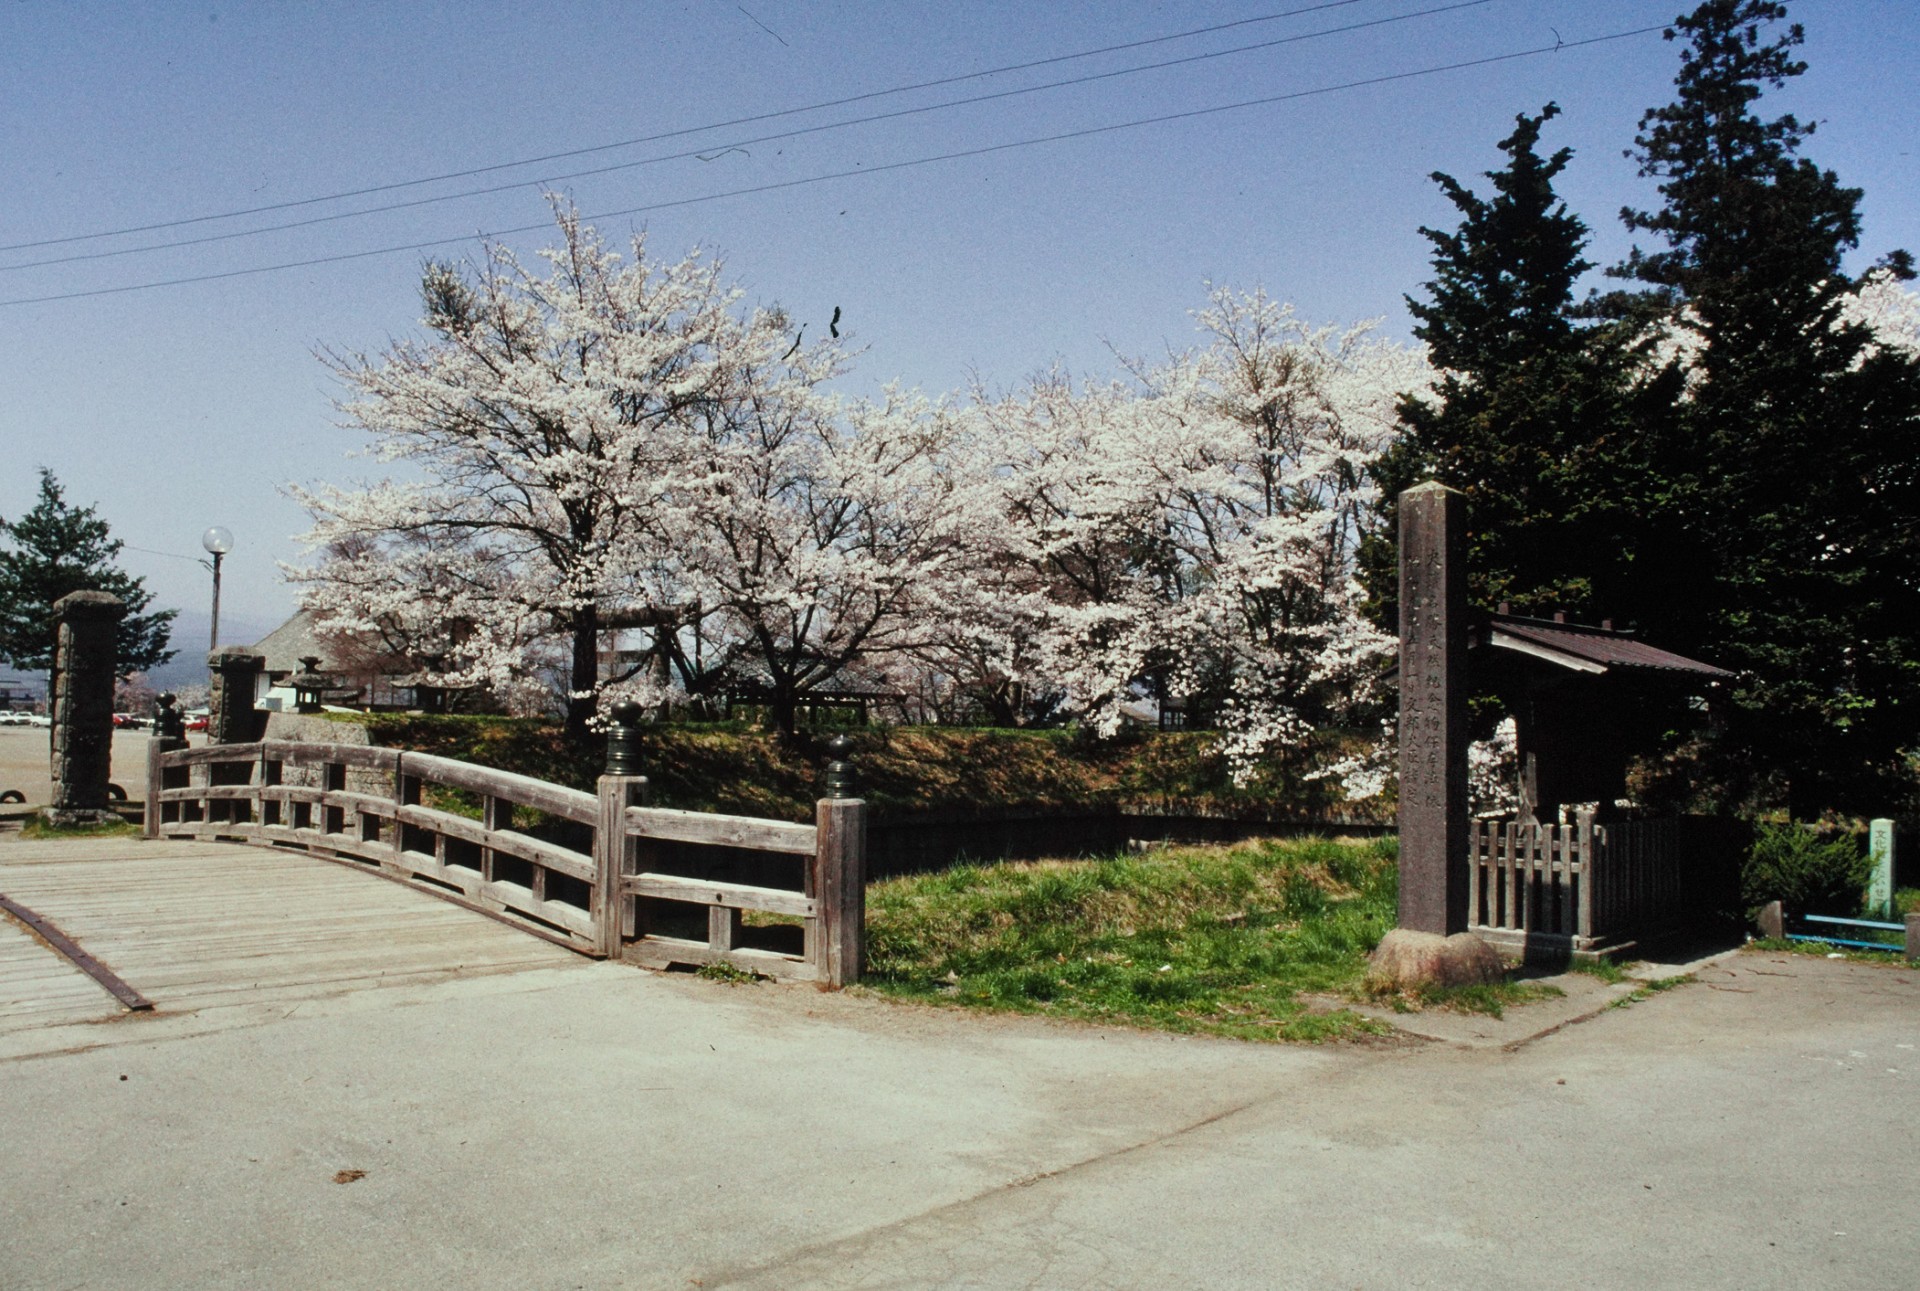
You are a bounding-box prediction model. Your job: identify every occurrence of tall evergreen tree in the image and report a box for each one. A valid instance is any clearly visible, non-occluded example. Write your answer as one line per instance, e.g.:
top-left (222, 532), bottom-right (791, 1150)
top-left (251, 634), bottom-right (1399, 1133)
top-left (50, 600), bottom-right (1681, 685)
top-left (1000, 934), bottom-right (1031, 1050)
top-left (1366, 105), bottom-right (1668, 622)
top-left (1615, 0), bottom-right (1920, 813)
top-left (0, 470), bottom-right (175, 676)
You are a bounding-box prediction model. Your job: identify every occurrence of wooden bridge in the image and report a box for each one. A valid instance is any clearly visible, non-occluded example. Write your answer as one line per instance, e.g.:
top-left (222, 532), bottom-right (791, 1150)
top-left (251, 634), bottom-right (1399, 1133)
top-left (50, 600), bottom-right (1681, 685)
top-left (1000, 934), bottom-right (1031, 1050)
top-left (143, 739), bottom-right (868, 984)
top-left (0, 737), bottom-right (867, 1042)
top-left (0, 834), bottom-right (587, 1042)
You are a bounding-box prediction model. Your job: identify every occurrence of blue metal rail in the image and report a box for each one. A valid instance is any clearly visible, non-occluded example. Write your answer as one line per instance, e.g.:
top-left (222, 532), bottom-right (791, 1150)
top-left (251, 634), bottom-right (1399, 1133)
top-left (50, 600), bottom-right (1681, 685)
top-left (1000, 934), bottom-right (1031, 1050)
top-left (1787, 912), bottom-right (1906, 952)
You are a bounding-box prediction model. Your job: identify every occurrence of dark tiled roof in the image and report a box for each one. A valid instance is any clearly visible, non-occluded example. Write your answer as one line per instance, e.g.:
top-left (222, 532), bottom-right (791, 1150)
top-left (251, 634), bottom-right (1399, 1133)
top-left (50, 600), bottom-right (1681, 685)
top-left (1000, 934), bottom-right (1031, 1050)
top-left (1489, 615), bottom-right (1734, 679)
top-left (252, 609), bottom-right (334, 677)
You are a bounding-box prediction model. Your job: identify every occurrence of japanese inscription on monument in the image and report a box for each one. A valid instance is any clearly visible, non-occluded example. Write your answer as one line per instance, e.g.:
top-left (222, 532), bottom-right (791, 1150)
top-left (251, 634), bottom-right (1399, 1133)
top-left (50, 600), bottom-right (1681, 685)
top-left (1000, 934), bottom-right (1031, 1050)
top-left (1397, 482), bottom-right (1468, 934)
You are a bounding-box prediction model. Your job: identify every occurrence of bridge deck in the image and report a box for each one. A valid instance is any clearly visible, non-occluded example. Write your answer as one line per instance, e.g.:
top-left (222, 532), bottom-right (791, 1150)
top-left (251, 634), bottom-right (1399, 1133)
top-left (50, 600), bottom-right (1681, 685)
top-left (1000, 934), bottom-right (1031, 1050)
top-left (0, 835), bottom-right (586, 1038)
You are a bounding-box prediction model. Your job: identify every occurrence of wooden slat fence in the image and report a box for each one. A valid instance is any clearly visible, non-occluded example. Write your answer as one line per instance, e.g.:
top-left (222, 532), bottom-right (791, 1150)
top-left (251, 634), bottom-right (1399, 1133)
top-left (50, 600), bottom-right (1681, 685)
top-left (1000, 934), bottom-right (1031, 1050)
top-left (1469, 816), bottom-right (1702, 954)
top-left (145, 741), bottom-right (865, 986)
top-left (1587, 819), bottom-right (1683, 944)
top-left (1468, 818), bottom-right (1591, 944)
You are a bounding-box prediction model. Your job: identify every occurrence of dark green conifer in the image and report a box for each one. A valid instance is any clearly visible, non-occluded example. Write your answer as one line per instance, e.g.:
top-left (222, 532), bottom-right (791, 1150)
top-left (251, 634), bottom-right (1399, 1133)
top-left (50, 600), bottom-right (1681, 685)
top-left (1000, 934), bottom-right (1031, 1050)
top-left (1614, 0), bottom-right (1920, 813)
top-left (0, 470), bottom-right (176, 677)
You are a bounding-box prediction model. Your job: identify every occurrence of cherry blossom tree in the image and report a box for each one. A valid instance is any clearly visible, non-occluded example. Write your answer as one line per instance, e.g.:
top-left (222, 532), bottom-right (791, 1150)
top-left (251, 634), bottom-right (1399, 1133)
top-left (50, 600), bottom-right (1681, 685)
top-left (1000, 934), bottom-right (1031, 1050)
top-left (972, 287), bottom-right (1430, 777)
top-left (293, 203), bottom-right (842, 740)
top-left (664, 383), bottom-right (975, 735)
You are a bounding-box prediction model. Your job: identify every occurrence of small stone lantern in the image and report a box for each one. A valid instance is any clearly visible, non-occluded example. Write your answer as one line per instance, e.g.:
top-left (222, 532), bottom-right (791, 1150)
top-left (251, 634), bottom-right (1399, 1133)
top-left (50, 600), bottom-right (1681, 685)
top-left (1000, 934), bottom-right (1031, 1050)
top-left (290, 655), bottom-right (332, 715)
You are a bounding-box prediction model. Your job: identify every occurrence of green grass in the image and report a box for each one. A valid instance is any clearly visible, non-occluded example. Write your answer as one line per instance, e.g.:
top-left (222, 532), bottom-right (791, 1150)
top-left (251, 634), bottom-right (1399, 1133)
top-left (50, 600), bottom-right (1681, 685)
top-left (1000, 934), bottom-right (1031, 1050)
top-left (694, 961), bottom-right (760, 985)
top-left (860, 835), bottom-right (1407, 1042)
top-left (1566, 957), bottom-right (1632, 985)
top-left (1384, 979), bottom-right (1565, 1019)
top-left (1746, 936), bottom-right (1910, 964)
top-left (19, 815), bottom-right (141, 840)
top-left (1610, 975), bottom-right (1690, 1009)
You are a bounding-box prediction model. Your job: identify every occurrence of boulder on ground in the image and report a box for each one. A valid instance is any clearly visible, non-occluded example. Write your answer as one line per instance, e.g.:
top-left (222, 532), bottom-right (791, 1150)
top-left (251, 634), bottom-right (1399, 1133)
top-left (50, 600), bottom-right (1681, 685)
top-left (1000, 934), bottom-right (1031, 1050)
top-left (1367, 929), bottom-right (1504, 990)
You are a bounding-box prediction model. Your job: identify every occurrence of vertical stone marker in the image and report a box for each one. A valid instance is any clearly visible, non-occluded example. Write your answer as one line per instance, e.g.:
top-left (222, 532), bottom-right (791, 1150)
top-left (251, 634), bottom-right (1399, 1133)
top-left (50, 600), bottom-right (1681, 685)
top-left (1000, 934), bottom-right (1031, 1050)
top-left (47, 590), bottom-right (126, 826)
top-left (1397, 481), bottom-right (1470, 935)
top-left (1369, 482), bottom-right (1498, 988)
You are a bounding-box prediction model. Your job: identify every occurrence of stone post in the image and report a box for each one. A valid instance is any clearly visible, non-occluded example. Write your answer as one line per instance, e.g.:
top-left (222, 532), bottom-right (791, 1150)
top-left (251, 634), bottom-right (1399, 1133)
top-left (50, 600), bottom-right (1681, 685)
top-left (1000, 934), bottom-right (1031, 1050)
top-left (208, 647), bottom-right (265, 745)
top-left (1868, 818), bottom-right (1895, 919)
top-left (1397, 482), bottom-right (1470, 936)
top-left (47, 591), bottom-right (126, 826)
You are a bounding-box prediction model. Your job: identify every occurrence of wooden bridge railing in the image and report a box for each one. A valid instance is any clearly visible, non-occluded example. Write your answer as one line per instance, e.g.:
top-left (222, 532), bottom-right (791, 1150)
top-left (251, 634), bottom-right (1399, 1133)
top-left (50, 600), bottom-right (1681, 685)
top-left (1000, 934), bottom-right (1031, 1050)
top-left (145, 737), bottom-right (866, 986)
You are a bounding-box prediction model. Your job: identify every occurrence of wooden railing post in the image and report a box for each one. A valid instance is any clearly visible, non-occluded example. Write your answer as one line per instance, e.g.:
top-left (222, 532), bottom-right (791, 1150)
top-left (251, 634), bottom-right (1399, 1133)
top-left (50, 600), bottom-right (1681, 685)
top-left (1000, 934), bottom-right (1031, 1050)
top-left (143, 737), bottom-right (163, 839)
top-left (1577, 815), bottom-right (1596, 942)
top-left (815, 736), bottom-right (866, 988)
top-left (1466, 820), bottom-right (1481, 928)
top-left (594, 774), bottom-right (646, 957)
top-left (391, 751), bottom-right (414, 867)
top-left (593, 702), bottom-right (649, 958)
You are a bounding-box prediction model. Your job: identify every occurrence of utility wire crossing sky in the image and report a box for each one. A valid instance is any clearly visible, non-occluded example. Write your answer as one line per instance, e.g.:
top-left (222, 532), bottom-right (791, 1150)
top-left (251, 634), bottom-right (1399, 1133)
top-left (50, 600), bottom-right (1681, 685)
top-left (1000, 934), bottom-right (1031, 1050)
top-left (1, 0), bottom-right (1913, 638)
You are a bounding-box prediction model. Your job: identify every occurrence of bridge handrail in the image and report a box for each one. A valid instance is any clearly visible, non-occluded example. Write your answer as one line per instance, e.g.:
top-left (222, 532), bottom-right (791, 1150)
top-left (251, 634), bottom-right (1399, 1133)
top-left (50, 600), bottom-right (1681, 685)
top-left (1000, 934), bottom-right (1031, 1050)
top-left (143, 737), bottom-right (865, 986)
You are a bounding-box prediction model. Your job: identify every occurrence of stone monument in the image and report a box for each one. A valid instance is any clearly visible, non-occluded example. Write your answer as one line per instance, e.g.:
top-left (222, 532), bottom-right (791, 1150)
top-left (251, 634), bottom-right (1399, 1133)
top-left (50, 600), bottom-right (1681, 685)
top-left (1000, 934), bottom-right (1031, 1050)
top-left (1368, 482), bottom-right (1499, 988)
top-left (1396, 481), bottom-right (1470, 934)
top-left (46, 590), bottom-right (125, 826)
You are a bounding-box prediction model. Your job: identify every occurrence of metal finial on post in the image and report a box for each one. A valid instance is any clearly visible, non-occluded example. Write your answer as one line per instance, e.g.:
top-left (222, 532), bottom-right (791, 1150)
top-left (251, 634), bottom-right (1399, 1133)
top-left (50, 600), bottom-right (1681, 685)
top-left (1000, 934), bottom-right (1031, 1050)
top-left (824, 734), bottom-right (857, 799)
top-left (604, 700), bottom-right (644, 777)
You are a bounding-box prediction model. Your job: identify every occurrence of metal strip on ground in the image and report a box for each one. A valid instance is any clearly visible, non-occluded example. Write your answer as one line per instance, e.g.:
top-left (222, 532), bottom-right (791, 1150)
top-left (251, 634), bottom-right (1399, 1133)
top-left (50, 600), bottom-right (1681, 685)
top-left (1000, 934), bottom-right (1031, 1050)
top-left (0, 893), bottom-right (153, 1012)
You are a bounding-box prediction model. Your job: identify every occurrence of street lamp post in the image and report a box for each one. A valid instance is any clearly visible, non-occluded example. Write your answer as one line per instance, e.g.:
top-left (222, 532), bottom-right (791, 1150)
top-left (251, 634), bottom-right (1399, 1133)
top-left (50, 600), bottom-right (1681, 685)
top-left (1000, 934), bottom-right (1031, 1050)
top-left (201, 527), bottom-right (233, 652)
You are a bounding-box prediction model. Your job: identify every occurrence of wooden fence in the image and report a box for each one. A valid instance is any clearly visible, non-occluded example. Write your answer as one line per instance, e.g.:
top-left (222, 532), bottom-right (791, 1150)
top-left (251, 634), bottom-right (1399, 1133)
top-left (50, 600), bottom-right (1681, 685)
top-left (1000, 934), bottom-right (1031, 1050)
top-left (144, 740), bottom-right (865, 986)
top-left (1468, 816), bottom-right (1725, 956)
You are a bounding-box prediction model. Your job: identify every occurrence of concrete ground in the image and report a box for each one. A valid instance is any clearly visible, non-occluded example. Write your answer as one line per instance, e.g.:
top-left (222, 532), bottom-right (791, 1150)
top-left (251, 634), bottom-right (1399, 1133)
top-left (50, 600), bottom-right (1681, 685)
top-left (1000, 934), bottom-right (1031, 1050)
top-left (2, 906), bottom-right (1914, 1290)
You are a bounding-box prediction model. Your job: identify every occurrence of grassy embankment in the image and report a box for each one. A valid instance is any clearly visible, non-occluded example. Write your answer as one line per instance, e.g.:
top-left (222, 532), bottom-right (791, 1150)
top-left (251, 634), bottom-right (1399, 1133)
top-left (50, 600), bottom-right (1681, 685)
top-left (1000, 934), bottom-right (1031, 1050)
top-left (322, 713), bottom-right (1388, 824)
top-left (859, 833), bottom-right (1553, 1041)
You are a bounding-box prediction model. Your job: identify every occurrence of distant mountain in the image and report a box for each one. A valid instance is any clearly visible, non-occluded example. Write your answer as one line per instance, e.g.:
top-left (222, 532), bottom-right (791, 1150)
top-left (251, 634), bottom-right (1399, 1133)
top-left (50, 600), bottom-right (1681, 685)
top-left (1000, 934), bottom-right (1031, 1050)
top-left (142, 608), bottom-right (286, 688)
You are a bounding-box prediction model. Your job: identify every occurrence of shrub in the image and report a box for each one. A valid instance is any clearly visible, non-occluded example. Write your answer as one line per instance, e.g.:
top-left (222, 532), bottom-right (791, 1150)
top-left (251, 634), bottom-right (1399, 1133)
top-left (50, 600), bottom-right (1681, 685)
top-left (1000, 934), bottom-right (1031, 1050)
top-left (1740, 822), bottom-right (1869, 917)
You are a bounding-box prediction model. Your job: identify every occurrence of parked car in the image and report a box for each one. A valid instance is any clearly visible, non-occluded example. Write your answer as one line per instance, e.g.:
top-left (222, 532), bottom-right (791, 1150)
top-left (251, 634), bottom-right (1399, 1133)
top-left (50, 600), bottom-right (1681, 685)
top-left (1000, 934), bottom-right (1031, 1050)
top-left (184, 714), bottom-right (209, 732)
top-left (0, 710), bottom-right (29, 726)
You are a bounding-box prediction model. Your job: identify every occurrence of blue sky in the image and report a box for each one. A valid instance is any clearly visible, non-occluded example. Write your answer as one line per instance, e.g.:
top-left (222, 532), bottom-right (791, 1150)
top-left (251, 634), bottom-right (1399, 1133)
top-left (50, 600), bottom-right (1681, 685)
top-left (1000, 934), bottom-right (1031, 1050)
top-left (2, 0), bottom-right (1913, 644)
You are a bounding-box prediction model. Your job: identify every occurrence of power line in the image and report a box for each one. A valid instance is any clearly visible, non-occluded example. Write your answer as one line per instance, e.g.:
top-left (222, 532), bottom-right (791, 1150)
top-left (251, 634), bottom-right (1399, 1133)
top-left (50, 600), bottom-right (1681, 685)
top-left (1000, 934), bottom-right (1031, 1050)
top-left (0, 0), bottom-right (1379, 254)
top-left (122, 544), bottom-right (204, 564)
top-left (0, 25), bottom-right (1669, 310)
top-left (0, 0), bottom-right (1491, 273)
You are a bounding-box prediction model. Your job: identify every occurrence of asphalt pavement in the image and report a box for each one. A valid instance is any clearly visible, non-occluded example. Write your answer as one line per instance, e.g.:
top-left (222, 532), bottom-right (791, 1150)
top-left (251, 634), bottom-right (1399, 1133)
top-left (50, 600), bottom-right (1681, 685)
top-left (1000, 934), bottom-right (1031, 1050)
top-left (1, 938), bottom-right (1913, 1290)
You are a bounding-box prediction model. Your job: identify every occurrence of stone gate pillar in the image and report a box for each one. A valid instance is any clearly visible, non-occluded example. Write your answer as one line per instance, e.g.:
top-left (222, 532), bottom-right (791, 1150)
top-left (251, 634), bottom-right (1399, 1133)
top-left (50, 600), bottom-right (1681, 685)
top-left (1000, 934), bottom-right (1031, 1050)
top-left (1397, 482), bottom-right (1470, 935)
top-left (48, 590), bottom-right (126, 826)
top-left (208, 647), bottom-right (265, 745)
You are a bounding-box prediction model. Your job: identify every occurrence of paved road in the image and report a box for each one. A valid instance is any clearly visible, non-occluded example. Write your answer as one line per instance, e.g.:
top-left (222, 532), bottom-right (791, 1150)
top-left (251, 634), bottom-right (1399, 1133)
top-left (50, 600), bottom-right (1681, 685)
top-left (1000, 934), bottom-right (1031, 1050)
top-left (2, 888), bottom-right (1913, 1291)
top-left (0, 726), bottom-right (194, 807)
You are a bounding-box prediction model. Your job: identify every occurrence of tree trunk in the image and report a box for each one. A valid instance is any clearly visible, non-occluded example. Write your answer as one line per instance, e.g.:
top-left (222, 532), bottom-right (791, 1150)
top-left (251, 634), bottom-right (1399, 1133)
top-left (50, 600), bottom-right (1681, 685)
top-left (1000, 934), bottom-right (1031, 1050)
top-left (768, 682), bottom-right (799, 739)
top-left (565, 608), bottom-right (600, 745)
